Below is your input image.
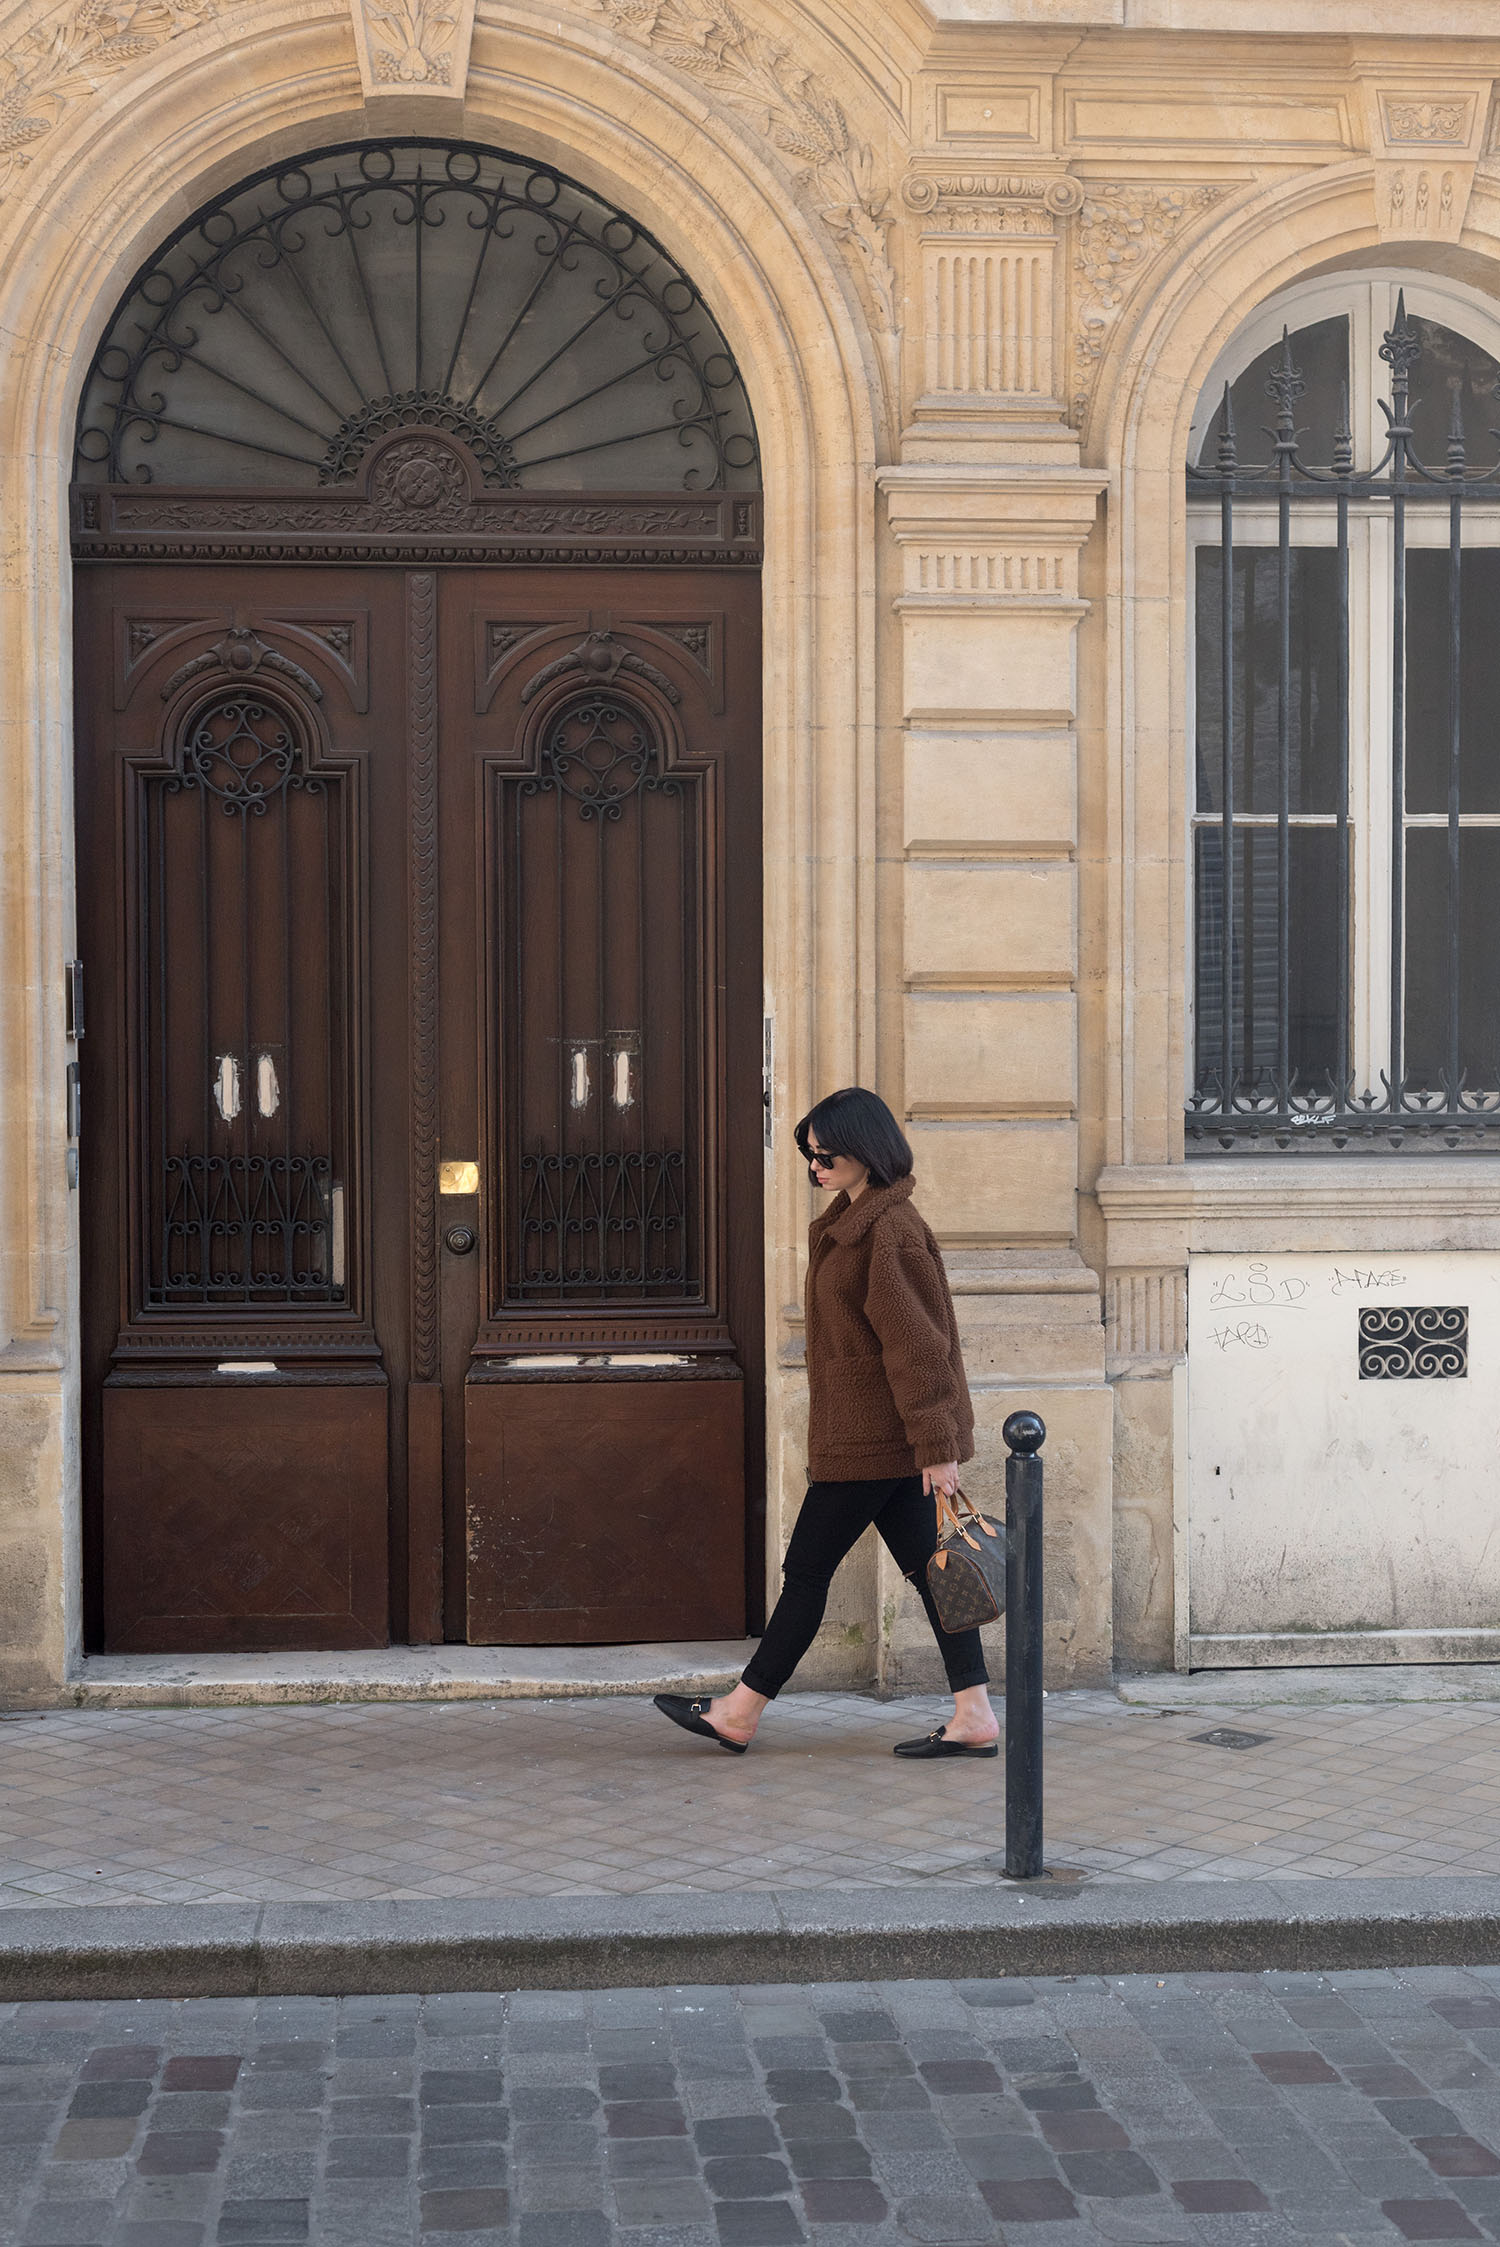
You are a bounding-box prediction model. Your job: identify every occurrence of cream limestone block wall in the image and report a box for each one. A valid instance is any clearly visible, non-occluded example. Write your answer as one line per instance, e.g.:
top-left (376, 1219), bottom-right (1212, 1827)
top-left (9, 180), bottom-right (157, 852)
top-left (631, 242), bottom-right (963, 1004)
top-left (878, 463), bottom-right (1113, 1690)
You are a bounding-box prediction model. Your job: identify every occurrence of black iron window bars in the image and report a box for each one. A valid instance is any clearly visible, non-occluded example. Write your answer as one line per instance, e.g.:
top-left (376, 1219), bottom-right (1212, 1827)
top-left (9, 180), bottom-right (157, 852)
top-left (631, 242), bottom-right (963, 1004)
top-left (1188, 293), bottom-right (1500, 1152)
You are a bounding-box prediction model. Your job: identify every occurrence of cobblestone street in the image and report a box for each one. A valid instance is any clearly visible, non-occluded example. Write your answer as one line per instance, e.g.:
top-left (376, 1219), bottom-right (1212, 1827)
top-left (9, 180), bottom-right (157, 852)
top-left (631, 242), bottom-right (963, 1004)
top-left (4, 1966), bottom-right (1500, 2246)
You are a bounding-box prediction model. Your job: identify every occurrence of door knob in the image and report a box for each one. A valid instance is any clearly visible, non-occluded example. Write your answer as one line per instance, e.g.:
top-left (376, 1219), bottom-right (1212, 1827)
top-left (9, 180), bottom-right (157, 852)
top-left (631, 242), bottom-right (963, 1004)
top-left (443, 1224), bottom-right (478, 1255)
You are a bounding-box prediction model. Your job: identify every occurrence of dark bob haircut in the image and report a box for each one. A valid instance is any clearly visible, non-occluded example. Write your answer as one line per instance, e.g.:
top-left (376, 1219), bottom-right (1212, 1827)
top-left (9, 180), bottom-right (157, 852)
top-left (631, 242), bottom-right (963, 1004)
top-left (794, 1087), bottom-right (914, 1189)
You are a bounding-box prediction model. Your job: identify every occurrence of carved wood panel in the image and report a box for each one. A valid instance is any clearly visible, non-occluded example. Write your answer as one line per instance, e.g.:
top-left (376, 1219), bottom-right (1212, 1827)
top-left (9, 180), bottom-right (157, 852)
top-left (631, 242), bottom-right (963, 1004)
top-left (76, 548), bottom-right (762, 1654)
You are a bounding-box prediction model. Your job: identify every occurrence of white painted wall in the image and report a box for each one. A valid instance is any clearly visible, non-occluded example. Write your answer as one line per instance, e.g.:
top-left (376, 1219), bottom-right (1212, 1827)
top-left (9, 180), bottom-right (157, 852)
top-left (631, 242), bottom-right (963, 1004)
top-left (1188, 1252), bottom-right (1500, 1654)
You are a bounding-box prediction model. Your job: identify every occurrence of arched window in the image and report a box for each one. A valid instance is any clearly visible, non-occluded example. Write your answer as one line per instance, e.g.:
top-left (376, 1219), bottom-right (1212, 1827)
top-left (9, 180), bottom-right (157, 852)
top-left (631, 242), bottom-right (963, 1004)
top-left (1187, 274), bottom-right (1500, 1149)
top-left (74, 141), bottom-right (759, 493)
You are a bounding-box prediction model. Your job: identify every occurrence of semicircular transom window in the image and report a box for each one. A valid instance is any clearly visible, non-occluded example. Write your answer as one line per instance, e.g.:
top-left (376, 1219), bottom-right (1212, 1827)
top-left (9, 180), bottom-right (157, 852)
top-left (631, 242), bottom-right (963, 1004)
top-left (75, 140), bottom-right (760, 493)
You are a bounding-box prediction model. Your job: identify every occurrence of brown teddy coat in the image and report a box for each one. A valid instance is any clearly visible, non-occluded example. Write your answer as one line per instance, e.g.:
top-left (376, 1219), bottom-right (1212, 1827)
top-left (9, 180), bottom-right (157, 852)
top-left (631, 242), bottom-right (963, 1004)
top-left (803, 1174), bottom-right (974, 1481)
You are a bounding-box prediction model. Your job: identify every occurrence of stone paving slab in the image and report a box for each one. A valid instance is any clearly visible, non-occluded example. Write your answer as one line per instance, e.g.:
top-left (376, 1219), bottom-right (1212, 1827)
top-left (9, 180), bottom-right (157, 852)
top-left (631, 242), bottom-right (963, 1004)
top-left (5, 1966), bottom-right (1500, 2245)
top-left (0, 1690), bottom-right (1497, 1910)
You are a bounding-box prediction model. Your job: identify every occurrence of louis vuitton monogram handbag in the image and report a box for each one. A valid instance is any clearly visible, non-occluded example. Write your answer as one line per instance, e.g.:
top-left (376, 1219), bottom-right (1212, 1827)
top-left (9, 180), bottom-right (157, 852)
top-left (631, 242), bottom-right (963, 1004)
top-left (926, 1487), bottom-right (1007, 1632)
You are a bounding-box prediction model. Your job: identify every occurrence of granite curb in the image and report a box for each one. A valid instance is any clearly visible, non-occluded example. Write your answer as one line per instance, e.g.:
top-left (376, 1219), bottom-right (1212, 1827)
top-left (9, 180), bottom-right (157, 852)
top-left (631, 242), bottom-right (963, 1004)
top-left (2, 1875), bottom-right (1499, 1998)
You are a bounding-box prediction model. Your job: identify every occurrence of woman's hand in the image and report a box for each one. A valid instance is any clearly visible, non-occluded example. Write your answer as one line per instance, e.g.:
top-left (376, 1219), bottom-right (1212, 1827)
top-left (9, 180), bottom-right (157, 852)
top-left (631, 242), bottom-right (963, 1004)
top-left (923, 1462), bottom-right (959, 1500)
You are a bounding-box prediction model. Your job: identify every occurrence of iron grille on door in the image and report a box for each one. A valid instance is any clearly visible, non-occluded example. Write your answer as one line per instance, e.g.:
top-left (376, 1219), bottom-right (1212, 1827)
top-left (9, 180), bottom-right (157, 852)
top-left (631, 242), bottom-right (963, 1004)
top-left (1189, 289), bottom-right (1500, 1151)
top-left (499, 683), bottom-right (702, 1303)
top-left (142, 677), bottom-right (351, 1305)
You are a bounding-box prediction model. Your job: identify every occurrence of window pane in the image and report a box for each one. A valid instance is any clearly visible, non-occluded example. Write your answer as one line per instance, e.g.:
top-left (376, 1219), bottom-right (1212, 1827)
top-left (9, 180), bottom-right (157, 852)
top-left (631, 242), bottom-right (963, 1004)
top-left (1406, 550), bottom-right (1500, 814)
top-left (1408, 318), bottom-right (1500, 474)
top-left (1195, 316), bottom-right (1349, 469)
top-left (1194, 826), bottom-right (1342, 1093)
top-left (1404, 828), bottom-right (1500, 1088)
top-left (1195, 548), bottom-right (1342, 815)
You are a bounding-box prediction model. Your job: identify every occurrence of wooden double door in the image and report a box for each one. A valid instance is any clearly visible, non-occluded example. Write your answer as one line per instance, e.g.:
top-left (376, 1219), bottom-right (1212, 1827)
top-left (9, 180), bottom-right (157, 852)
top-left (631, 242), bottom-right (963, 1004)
top-left (76, 557), bottom-right (763, 1651)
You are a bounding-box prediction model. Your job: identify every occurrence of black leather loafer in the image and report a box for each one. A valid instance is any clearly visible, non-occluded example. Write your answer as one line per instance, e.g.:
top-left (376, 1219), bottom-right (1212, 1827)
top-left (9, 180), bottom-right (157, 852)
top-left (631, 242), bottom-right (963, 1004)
top-left (653, 1693), bottom-right (750, 1753)
top-left (893, 1727), bottom-right (999, 1759)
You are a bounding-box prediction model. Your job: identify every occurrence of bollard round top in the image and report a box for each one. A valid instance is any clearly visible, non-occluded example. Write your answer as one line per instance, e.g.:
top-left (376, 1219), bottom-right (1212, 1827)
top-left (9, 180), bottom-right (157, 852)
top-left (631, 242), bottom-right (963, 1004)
top-left (1003, 1410), bottom-right (1046, 1456)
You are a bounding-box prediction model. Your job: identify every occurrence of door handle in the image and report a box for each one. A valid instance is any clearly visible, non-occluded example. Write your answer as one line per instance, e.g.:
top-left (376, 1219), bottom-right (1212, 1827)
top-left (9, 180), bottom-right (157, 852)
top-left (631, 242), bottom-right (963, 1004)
top-left (444, 1224), bottom-right (478, 1255)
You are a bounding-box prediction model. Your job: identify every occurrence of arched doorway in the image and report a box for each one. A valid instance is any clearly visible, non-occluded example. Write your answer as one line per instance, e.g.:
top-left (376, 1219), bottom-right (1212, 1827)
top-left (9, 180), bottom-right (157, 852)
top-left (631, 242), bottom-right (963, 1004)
top-left (73, 140), bottom-right (764, 1653)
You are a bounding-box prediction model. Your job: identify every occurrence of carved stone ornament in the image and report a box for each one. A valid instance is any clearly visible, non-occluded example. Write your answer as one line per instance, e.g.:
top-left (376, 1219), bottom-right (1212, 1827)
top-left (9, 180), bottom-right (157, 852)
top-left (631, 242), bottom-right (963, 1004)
top-left (1070, 181), bottom-right (1226, 429)
top-left (901, 172), bottom-right (1084, 234)
top-left (1380, 96), bottom-right (1474, 146)
top-left (350, 0), bottom-right (477, 95)
top-left (520, 630), bottom-right (681, 706)
top-left (161, 627), bottom-right (323, 704)
top-left (0, 0), bottom-right (222, 204)
top-left (590, 0), bottom-right (896, 338)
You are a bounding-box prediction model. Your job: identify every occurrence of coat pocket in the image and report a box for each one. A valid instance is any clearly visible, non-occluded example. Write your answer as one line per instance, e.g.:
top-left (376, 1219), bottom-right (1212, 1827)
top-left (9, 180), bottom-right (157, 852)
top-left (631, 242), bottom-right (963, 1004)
top-left (822, 1353), bottom-right (907, 1446)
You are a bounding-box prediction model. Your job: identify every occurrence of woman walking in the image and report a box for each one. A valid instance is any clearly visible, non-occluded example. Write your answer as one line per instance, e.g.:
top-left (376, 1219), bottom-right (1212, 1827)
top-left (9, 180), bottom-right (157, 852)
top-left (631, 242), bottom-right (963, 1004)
top-left (654, 1086), bottom-right (998, 1759)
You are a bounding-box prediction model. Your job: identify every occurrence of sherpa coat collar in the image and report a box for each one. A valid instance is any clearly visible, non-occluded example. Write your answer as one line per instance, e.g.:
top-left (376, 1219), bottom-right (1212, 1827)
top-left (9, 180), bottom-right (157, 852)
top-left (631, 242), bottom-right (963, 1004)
top-left (811, 1173), bottom-right (916, 1249)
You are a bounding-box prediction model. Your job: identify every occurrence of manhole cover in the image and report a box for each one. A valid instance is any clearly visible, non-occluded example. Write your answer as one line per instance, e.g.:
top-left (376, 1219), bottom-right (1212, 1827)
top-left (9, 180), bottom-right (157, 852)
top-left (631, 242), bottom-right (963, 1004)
top-left (1191, 1727), bottom-right (1272, 1750)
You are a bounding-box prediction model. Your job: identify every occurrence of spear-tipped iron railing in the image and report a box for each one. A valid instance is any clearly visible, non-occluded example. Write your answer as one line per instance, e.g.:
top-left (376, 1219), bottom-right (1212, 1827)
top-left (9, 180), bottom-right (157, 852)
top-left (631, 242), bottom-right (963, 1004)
top-left (1187, 294), bottom-right (1500, 1152)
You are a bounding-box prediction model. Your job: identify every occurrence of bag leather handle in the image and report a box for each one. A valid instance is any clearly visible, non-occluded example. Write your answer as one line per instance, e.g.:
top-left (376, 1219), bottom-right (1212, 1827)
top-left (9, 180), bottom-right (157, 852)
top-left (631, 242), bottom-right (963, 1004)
top-left (933, 1483), bottom-right (1000, 1555)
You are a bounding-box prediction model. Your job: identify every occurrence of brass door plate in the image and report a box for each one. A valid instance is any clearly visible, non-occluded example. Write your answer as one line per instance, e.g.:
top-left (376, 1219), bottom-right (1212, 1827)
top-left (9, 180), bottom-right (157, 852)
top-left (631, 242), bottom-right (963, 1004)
top-left (440, 1160), bottom-right (480, 1195)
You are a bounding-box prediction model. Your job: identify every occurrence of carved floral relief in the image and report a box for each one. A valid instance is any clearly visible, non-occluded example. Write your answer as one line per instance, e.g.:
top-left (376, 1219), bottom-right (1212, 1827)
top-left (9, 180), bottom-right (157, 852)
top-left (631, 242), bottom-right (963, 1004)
top-left (591, 0), bottom-right (897, 337)
top-left (1069, 182), bottom-right (1225, 429)
top-left (0, 0), bottom-right (221, 202)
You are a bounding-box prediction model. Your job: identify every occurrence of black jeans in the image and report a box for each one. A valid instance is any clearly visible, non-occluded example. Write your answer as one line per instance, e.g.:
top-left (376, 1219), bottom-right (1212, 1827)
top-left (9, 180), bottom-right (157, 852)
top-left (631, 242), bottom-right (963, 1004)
top-left (741, 1473), bottom-right (990, 1699)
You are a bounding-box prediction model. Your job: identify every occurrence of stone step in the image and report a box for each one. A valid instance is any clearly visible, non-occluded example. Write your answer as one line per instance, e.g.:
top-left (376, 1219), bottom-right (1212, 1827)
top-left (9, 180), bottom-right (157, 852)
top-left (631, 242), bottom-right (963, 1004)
top-left (66, 1642), bottom-right (759, 1710)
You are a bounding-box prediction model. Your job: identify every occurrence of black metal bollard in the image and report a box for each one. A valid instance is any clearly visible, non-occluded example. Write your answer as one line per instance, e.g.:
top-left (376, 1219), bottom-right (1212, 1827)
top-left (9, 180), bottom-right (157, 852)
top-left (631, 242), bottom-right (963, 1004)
top-left (1002, 1410), bottom-right (1046, 1880)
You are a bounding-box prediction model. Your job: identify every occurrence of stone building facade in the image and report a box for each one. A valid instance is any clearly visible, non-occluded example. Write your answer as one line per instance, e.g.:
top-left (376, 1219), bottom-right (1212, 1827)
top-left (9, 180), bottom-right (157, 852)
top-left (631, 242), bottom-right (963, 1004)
top-left (2, 0), bottom-right (1499, 1701)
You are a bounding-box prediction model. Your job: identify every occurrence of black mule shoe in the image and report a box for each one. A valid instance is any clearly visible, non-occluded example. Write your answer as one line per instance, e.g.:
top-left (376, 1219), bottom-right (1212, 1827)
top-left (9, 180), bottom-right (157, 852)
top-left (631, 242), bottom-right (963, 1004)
top-left (893, 1726), bottom-right (999, 1759)
top-left (653, 1694), bottom-right (750, 1754)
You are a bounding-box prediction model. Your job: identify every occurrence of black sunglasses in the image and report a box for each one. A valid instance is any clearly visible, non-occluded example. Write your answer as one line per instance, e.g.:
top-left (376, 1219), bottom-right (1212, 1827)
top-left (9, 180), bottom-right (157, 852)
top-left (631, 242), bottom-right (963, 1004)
top-left (806, 1144), bottom-right (841, 1169)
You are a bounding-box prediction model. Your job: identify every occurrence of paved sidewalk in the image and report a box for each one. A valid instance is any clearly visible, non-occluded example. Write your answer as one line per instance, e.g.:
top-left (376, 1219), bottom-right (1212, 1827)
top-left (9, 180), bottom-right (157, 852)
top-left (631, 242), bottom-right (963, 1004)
top-left (6, 1967), bottom-right (1500, 2246)
top-left (0, 1692), bottom-right (1497, 1910)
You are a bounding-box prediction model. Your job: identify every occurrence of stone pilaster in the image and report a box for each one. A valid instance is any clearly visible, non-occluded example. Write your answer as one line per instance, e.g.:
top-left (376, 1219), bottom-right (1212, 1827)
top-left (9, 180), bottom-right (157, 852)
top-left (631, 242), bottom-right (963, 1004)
top-left (900, 171), bottom-right (1085, 463)
top-left (876, 463), bottom-right (1113, 1689)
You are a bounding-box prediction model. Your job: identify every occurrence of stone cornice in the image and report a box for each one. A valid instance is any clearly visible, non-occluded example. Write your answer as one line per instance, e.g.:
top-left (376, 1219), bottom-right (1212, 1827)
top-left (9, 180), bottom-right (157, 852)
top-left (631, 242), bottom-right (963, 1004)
top-left (1097, 1159), bottom-right (1500, 1265)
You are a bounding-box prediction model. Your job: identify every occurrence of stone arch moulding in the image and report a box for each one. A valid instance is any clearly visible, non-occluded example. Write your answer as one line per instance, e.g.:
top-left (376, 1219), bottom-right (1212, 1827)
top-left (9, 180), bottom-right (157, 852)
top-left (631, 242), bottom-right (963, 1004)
top-left (0, 0), bottom-right (881, 1684)
top-left (1085, 158), bottom-right (1500, 1181)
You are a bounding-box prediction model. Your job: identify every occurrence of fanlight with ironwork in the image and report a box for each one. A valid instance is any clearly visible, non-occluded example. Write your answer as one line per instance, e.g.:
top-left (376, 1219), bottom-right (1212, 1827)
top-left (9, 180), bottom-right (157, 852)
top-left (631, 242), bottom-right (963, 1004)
top-left (75, 141), bottom-right (760, 493)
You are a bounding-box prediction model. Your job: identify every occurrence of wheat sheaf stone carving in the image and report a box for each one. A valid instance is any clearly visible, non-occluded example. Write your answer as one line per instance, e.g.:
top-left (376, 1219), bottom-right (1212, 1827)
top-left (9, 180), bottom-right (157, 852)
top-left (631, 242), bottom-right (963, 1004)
top-left (362, 0), bottom-right (456, 83)
top-left (0, 0), bottom-right (221, 201)
top-left (592, 0), bottom-right (896, 334)
top-left (1070, 181), bottom-right (1225, 429)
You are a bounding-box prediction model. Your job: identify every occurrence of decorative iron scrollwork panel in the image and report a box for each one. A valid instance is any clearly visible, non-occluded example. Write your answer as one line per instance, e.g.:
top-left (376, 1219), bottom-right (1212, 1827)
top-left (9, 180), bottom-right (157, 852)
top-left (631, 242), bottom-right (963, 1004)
top-left (75, 141), bottom-right (759, 495)
top-left (141, 681), bottom-right (354, 1310)
top-left (160, 1153), bottom-right (335, 1301)
top-left (497, 685), bottom-right (705, 1307)
top-left (1358, 1305), bottom-right (1468, 1379)
top-left (518, 1151), bottom-right (687, 1290)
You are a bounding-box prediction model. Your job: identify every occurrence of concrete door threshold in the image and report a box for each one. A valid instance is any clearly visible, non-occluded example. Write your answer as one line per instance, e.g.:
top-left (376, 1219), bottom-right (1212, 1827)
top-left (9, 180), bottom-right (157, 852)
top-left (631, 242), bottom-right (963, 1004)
top-left (1118, 1660), bottom-right (1500, 1708)
top-left (63, 1641), bottom-right (760, 1709)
